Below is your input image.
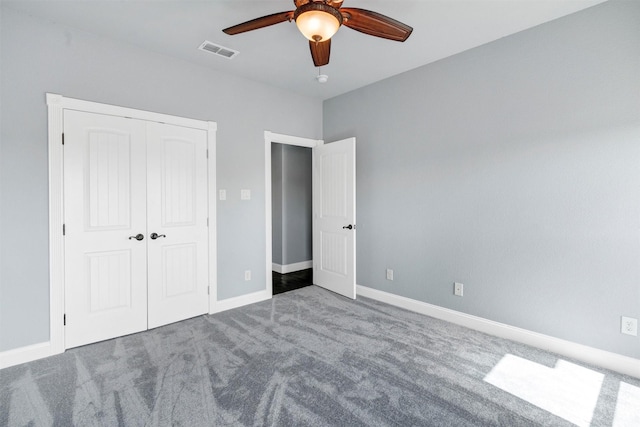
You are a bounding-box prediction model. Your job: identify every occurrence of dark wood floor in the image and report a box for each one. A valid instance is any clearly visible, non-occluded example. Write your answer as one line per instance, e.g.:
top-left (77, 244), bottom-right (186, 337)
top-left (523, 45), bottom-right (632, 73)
top-left (272, 268), bottom-right (313, 295)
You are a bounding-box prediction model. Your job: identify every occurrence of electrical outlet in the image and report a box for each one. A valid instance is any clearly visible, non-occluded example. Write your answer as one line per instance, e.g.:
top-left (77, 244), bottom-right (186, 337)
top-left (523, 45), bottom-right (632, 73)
top-left (454, 282), bottom-right (464, 297)
top-left (386, 269), bottom-right (394, 281)
top-left (241, 189), bottom-right (251, 200)
top-left (244, 270), bottom-right (251, 281)
top-left (621, 316), bottom-right (638, 336)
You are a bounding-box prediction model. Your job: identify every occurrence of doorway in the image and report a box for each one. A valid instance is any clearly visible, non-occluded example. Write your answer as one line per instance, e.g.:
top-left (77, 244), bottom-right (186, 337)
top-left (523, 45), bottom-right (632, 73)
top-left (264, 131), bottom-right (357, 300)
top-left (265, 132), bottom-right (319, 297)
top-left (271, 143), bottom-right (313, 295)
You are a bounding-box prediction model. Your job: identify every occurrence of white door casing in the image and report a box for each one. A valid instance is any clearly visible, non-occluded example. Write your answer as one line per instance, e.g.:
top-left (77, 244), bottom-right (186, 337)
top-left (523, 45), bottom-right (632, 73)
top-left (264, 132), bottom-right (356, 300)
top-left (20, 93), bottom-right (218, 368)
top-left (264, 132), bottom-right (320, 297)
top-left (146, 122), bottom-right (209, 329)
top-left (313, 138), bottom-right (356, 299)
top-left (63, 110), bottom-right (148, 348)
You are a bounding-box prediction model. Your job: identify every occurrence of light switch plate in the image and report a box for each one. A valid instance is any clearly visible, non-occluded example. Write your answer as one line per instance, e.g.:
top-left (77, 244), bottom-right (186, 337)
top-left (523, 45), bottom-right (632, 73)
top-left (241, 189), bottom-right (251, 200)
top-left (219, 189), bottom-right (226, 200)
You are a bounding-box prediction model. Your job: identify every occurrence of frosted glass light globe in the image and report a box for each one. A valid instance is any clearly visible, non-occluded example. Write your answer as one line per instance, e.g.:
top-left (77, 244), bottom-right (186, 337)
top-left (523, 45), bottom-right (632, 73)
top-left (296, 10), bottom-right (340, 42)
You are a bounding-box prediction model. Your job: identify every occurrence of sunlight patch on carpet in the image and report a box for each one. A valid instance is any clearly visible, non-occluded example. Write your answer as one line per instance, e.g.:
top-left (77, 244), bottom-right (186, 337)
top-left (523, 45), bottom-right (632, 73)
top-left (484, 354), bottom-right (603, 427)
top-left (613, 381), bottom-right (640, 427)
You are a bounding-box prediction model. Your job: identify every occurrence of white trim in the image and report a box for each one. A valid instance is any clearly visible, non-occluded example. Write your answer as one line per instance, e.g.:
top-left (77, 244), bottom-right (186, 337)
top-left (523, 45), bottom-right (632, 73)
top-left (0, 341), bottom-right (56, 370)
top-left (207, 121), bottom-right (219, 314)
top-left (272, 260), bottom-right (313, 274)
top-left (264, 131), bottom-right (320, 148)
top-left (356, 285), bottom-right (640, 379)
top-left (47, 93), bottom-right (66, 361)
top-left (264, 131), bottom-right (322, 299)
top-left (52, 95), bottom-right (208, 130)
top-left (265, 132), bottom-right (273, 298)
top-left (210, 290), bottom-right (271, 314)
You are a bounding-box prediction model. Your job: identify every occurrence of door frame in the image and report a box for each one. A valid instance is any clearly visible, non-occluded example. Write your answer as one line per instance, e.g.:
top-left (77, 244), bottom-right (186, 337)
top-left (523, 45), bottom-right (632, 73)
top-left (47, 93), bottom-right (217, 355)
top-left (264, 131), bottom-right (322, 296)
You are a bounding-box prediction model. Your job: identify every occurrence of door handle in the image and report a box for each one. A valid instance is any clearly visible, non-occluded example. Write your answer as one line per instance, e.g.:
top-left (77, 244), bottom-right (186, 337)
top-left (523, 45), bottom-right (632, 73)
top-left (150, 232), bottom-right (166, 240)
top-left (128, 234), bottom-right (144, 241)
top-left (342, 224), bottom-right (354, 230)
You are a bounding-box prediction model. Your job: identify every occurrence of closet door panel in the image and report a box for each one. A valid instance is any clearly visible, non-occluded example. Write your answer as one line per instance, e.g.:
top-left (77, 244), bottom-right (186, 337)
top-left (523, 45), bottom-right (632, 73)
top-left (63, 110), bottom-right (148, 349)
top-left (146, 122), bottom-right (209, 329)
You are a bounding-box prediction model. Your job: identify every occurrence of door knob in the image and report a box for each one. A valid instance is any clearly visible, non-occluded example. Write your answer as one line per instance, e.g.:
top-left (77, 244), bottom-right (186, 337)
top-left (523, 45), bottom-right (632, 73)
top-left (128, 234), bottom-right (144, 241)
top-left (342, 224), bottom-right (354, 230)
top-left (150, 232), bottom-right (166, 240)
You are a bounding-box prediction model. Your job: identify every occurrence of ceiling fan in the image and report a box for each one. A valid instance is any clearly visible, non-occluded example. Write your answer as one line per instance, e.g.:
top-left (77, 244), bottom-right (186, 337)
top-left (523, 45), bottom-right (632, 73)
top-left (222, 0), bottom-right (413, 67)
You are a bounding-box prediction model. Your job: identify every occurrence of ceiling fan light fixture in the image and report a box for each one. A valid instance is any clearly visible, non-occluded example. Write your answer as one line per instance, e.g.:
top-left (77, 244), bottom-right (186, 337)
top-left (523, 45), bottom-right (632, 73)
top-left (294, 3), bottom-right (343, 42)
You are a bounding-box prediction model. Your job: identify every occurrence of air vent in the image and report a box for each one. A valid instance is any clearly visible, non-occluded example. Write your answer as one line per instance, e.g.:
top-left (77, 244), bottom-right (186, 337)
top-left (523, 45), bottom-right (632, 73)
top-left (198, 40), bottom-right (239, 59)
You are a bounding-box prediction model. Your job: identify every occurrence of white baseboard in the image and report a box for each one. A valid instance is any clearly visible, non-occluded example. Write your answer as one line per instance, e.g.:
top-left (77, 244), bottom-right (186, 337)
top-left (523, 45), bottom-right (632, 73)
top-left (0, 341), bottom-right (60, 370)
top-left (272, 260), bottom-right (312, 274)
top-left (356, 285), bottom-right (640, 379)
top-left (210, 289), bottom-right (271, 314)
top-left (4, 285), bottom-right (635, 379)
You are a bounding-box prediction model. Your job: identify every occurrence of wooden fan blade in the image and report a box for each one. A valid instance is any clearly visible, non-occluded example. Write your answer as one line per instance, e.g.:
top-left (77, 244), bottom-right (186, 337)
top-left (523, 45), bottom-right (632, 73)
top-left (340, 8), bottom-right (413, 42)
top-left (309, 39), bottom-right (331, 66)
top-left (223, 11), bottom-right (294, 35)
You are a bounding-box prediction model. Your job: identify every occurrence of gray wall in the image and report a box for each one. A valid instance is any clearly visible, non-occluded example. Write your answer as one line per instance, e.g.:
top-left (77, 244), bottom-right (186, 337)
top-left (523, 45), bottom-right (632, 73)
top-left (0, 8), bottom-right (322, 351)
top-left (271, 144), bottom-right (284, 265)
top-left (271, 143), bottom-right (313, 266)
top-left (281, 144), bottom-right (313, 265)
top-left (324, 0), bottom-right (640, 359)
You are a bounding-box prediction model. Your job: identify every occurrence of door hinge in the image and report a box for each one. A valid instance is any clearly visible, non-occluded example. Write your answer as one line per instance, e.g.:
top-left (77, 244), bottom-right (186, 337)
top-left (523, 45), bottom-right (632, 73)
top-left (206, 149), bottom-right (209, 159)
top-left (207, 217), bottom-right (209, 227)
top-left (63, 224), bottom-right (66, 236)
top-left (207, 286), bottom-right (210, 295)
top-left (63, 314), bottom-right (66, 326)
top-left (62, 133), bottom-right (65, 145)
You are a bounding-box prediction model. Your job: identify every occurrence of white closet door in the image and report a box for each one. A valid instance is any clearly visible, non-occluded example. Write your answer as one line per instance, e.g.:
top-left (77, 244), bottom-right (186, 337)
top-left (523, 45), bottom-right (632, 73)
top-left (63, 110), bottom-right (148, 349)
top-left (146, 122), bottom-right (209, 329)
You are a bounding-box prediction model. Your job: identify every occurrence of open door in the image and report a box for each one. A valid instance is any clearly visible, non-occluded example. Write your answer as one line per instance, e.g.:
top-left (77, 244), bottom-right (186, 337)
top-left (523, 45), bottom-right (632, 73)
top-left (312, 138), bottom-right (356, 299)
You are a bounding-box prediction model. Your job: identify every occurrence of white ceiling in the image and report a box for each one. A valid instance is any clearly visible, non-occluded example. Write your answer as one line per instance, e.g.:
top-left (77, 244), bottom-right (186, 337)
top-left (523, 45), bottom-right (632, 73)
top-left (3, 0), bottom-right (607, 100)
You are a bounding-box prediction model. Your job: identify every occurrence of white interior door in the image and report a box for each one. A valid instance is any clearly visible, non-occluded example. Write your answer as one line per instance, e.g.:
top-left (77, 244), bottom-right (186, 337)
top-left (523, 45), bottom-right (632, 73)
top-left (146, 122), bottom-right (209, 329)
top-left (63, 110), bottom-right (148, 348)
top-left (312, 137), bottom-right (356, 299)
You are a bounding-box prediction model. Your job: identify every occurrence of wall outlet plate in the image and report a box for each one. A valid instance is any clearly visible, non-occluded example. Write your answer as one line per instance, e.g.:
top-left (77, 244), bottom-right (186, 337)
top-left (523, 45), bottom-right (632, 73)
top-left (621, 316), bottom-right (638, 336)
top-left (244, 270), bottom-right (251, 281)
top-left (386, 269), bottom-right (394, 281)
top-left (454, 282), bottom-right (464, 297)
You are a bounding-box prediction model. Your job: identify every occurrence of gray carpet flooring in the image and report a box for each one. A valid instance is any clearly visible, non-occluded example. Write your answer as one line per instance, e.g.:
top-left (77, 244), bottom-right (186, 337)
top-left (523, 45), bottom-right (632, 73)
top-left (1, 286), bottom-right (638, 426)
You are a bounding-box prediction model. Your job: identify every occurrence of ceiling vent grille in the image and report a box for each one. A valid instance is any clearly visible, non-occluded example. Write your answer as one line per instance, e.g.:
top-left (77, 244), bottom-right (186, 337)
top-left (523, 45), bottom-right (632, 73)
top-left (198, 40), bottom-right (239, 59)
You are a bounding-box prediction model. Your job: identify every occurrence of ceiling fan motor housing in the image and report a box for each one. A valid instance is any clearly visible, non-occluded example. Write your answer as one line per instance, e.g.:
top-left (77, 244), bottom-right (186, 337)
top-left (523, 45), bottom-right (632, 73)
top-left (294, 3), bottom-right (343, 42)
